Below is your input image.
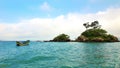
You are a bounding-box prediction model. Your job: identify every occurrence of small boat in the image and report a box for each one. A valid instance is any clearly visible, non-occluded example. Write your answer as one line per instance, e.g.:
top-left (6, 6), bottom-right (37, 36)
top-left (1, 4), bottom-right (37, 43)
top-left (16, 40), bottom-right (30, 46)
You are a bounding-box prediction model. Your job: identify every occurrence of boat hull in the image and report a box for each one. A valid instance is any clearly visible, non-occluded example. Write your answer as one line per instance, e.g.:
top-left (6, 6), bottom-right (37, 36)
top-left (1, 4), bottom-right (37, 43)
top-left (16, 40), bottom-right (30, 46)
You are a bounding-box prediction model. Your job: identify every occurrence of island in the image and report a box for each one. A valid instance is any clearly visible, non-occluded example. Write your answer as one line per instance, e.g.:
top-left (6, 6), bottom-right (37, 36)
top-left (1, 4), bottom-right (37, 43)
top-left (75, 21), bottom-right (119, 42)
top-left (48, 21), bottom-right (119, 42)
top-left (75, 29), bottom-right (119, 42)
top-left (50, 34), bottom-right (70, 42)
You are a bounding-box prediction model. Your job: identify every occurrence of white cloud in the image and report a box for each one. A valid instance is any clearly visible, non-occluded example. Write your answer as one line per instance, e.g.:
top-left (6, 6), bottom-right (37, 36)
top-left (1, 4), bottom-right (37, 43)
top-left (0, 8), bottom-right (120, 41)
top-left (40, 2), bottom-right (52, 11)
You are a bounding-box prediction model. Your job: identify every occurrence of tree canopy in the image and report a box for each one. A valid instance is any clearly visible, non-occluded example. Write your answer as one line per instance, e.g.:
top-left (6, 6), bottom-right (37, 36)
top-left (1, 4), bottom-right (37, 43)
top-left (52, 34), bottom-right (70, 42)
top-left (81, 29), bottom-right (107, 37)
top-left (83, 21), bottom-right (101, 29)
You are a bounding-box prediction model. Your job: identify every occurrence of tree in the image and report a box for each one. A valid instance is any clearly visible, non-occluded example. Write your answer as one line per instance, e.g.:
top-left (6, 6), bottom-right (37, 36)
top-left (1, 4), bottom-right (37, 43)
top-left (91, 21), bottom-right (98, 27)
top-left (91, 21), bottom-right (101, 29)
top-left (52, 34), bottom-right (70, 42)
top-left (83, 22), bottom-right (90, 29)
top-left (83, 21), bottom-right (101, 29)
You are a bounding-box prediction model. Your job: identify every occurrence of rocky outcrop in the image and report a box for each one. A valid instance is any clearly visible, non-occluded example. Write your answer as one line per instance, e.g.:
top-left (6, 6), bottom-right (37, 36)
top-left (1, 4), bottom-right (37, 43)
top-left (75, 35), bottom-right (88, 42)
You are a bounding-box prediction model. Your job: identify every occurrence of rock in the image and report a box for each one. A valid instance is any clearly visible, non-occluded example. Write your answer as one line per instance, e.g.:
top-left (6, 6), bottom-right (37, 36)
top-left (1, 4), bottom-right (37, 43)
top-left (76, 35), bottom-right (88, 42)
top-left (91, 37), bottom-right (104, 42)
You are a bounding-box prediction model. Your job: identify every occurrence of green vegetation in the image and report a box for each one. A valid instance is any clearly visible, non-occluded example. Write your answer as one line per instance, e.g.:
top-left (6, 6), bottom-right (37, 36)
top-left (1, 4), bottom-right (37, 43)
top-left (52, 34), bottom-right (70, 42)
top-left (81, 29), bottom-right (107, 37)
top-left (76, 21), bottom-right (119, 42)
top-left (76, 28), bottom-right (119, 42)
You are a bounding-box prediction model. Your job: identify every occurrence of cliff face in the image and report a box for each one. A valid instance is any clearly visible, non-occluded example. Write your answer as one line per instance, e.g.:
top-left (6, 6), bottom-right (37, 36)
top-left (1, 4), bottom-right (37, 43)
top-left (76, 29), bottom-right (119, 42)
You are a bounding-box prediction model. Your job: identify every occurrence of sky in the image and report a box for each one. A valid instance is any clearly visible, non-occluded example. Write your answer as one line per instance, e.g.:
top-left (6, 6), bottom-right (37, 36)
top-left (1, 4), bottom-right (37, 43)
top-left (0, 0), bottom-right (120, 41)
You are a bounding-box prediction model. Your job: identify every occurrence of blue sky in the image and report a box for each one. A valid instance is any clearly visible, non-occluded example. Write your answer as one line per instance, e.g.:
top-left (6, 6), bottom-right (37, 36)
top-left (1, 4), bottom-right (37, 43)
top-left (0, 0), bottom-right (120, 40)
top-left (0, 0), bottom-right (120, 23)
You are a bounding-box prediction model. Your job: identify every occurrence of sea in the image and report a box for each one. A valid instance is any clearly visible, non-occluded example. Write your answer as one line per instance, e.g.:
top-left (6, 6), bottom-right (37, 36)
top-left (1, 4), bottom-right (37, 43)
top-left (0, 41), bottom-right (120, 68)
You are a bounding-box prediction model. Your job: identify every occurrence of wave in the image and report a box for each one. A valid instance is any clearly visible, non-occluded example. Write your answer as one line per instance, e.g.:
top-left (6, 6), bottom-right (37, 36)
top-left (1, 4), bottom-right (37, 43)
top-left (16, 55), bottom-right (57, 64)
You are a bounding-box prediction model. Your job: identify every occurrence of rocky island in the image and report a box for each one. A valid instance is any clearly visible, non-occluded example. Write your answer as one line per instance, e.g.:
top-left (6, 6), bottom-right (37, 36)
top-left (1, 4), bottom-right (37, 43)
top-left (75, 28), bottom-right (119, 42)
top-left (76, 21), bottom-right (119, 42)
top-left (50, 34), bottom-right (70, 42)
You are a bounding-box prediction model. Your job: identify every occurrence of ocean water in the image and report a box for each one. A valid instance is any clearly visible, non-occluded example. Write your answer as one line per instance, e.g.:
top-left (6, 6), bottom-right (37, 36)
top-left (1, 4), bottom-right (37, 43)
top-left (0, 41), bottom-right (120, 68)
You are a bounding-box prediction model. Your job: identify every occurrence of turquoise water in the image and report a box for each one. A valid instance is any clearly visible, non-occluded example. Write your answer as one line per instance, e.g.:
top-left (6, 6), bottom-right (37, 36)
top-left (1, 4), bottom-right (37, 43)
top-left (0, 41), bottom-right (120, 68)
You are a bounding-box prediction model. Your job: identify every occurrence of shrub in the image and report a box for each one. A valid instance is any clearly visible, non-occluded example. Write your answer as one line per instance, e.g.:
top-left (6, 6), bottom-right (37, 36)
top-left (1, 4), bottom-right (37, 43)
top-left (52, 34), bottom-right (70, 42)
